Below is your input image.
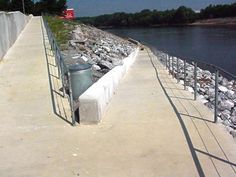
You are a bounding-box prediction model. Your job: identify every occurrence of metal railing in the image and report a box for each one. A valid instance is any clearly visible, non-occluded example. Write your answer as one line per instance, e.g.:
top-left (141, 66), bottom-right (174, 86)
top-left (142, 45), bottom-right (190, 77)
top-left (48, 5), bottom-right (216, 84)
top-left (149, 46), bottom-right (236, 125)
top-left (41, 16), bottom-right (76, 126)
top-left (42, 17), bottom-right (236, 127)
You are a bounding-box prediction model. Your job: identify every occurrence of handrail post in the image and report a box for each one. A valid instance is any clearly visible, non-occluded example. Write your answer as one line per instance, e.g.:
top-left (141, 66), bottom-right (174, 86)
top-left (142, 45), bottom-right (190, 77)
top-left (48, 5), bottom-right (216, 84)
top-left (58, 47), bottom-right (61, 76)
top-left (53, 38), bottom-right (56, 52)
top-left (184, 60), bottom-right (187, 90)
top-left (50, 32), bottom-right (53, 47)
top-left (172, 57), bottom-right (174, 78)
top-left (55, 48), bottom-right (61, 77)
top-left (168, 55), bottom-right (170, 74)
top-left (68, 72), bottom-right (76, 126)
top-left (166, 54), bottom-right (168, 69)
top-left (194, 62), bottom-right (197, 100)
top-left (60, 54), bottom-right (66, 97)
top-left (214, 69), bottom-right (219, 123)
top-left (52, 38), bottom-right (54, 51)
top-left (177, 58), bottom-right (180, 83)
top-left (59, 53), bottom-right (66, 97)
top-left (60, 61), bottom-right (66, 97)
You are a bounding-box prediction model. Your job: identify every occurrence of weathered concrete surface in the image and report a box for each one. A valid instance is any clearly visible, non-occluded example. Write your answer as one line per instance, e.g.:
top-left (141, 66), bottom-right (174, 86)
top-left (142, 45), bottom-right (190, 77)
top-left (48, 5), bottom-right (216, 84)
top-left (0, 11), bottom-right (30, 60)
top-left (0, 17), bottom-right (236, 177)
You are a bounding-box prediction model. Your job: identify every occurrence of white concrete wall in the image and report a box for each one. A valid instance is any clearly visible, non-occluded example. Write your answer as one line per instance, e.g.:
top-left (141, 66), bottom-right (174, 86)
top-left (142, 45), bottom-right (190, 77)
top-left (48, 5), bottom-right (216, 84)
top-left (0, 11), bottom-right (31, 60)
top-left (79, 48), bottom-right (139, 124)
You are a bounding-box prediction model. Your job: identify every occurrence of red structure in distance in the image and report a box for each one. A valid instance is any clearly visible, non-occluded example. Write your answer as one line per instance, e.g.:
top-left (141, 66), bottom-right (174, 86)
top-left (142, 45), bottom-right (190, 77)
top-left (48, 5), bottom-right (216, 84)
top-left (60, 8), bottom-right (75, 20)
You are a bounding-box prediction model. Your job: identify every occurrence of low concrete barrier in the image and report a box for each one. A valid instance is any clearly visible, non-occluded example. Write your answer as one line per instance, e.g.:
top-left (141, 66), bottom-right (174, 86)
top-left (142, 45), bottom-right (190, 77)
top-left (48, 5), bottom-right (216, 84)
top-left (0, 11), bottom-right (31, 60)
top-left (79, 48), bottom-right (139, 124)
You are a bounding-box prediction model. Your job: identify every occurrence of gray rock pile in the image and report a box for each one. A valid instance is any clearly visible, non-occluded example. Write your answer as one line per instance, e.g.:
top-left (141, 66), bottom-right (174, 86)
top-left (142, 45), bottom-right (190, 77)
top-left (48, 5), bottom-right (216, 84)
top-left (60, 24), bottom-right (136, 81)
top-left (156, 51), bottom-right (236, 136)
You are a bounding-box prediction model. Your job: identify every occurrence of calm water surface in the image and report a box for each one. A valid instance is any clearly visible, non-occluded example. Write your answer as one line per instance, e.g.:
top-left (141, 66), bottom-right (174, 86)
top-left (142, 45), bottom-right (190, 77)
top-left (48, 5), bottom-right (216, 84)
top-left (107, 26), bottom-right (236, 75)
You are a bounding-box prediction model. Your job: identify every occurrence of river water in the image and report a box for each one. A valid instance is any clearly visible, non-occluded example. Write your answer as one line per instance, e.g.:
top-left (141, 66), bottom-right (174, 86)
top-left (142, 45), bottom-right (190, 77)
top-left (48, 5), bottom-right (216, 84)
top-left (107, 26), bottom-right (236, 75)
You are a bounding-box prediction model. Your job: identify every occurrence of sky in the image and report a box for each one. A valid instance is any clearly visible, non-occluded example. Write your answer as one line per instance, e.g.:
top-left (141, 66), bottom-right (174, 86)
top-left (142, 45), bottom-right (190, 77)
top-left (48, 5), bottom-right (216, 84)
top-left (67, 0), bottom-right (235, 17)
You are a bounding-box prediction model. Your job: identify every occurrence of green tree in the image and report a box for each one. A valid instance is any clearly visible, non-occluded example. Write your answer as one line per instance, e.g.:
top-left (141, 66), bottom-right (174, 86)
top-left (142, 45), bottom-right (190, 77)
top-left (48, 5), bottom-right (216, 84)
top-left (200, 3), bottom-right (236, 19)
top-left (173, 6), bottom-right (196, 23)
top-left (0, 0), bottom-right (11, 11)
top-left (0, 0), bottom-right (67, 15)
top-left (55, 0), bottom-right (67, 15)
top-left (10, 0), bottom-right (34, 14)
top-left (39, 0), bottom-right (66, 15)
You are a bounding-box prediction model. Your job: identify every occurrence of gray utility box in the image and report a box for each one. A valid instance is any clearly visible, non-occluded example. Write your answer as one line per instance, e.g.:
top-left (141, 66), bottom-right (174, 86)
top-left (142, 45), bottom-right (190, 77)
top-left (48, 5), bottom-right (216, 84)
top-left (69, 64), bottom-right (93, 100)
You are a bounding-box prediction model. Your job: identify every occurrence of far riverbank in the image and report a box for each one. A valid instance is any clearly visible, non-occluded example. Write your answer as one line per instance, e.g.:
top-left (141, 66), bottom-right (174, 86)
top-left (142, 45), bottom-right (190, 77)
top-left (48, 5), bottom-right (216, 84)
top-left (190, 17), bottom-right (236, 26)
top-left (98, 17), bottom-right (236, 29)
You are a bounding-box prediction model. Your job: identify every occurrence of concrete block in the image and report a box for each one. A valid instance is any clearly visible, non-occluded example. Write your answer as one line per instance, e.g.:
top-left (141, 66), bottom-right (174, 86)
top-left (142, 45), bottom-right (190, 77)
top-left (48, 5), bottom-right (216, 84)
top-left (79, 87), bottom-right (105, 124)
top-left (79, 48), bottom-right (139, 124)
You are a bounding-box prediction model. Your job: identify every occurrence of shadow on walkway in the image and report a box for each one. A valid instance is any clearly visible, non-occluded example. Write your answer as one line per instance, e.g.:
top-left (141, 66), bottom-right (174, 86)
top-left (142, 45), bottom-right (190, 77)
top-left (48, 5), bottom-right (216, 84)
top-left (146, 48), bottom-right (236, 177)
top-left (40, 18), bottom-right (72, 125)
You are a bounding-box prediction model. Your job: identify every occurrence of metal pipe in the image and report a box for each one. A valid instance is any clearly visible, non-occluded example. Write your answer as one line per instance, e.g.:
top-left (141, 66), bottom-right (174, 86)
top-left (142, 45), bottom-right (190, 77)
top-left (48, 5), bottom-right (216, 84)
top-left (184, 60), bottom-right (187, 90)
top-left (177, 58), bottom-right (180, 83)
top-left (51, 35), bottom-right (53, 50)
top-left (214, 69), bottom-right (219, 123)
top-left (59, 54), bottom-right (66, 98)
top-left (60, 59), bottom-right (66, 97)
top-left (55, 44), bottom-right (61, 76)
top-left (53, 39), bottom-right (55, 52)
top-left (22, 0), bottom-right (25, 14)
top-left (56, 49), bottom-right (61, 78)
top-left (61, 67), bottom-right (66, 98)
top-left (166, 54), bottom-right (168, 69)
top-left (172, 57), bottom-right (174, 78)
top-left (165, 54), bottom-right (167, 69)
top-left (194, 62), bottom-right (197, 100)
top-left (68, 72), bottom-right (76, 126)
top-left (164, 54), bottom-right (167, 68)
top-left (168, 55), bottom-right (170, 74)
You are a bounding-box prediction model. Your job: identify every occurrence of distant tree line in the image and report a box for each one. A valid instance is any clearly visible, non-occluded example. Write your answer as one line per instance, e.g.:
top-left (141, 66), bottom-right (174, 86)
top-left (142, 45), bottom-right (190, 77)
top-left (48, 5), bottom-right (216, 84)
top-left (200, 3), bottom-right (236, 19)
top-left (0, 0), bottom-right (67, 15)
top-left (78, 3), bottom-right (236, 27)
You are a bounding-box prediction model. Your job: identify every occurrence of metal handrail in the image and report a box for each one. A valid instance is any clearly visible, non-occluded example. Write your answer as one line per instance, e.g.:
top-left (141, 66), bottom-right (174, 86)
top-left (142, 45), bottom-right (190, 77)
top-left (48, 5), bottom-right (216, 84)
top-left (148, 45), bottom-right (236, 126)
top-left (147, 44), bottom-right (236, 80)
top-left (42, 16), bottom-right (76, 126)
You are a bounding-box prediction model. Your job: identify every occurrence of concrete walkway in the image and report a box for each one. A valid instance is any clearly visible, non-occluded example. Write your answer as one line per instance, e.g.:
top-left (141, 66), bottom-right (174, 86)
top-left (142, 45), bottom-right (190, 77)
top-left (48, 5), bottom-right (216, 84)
top-left (0, 17), bottom-right (236, 177)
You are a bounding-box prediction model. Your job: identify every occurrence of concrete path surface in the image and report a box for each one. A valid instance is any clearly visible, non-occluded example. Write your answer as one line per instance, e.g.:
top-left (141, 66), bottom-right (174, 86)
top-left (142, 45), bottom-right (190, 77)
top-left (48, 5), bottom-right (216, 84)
top-left (0, 17), bottom-right (236, 177)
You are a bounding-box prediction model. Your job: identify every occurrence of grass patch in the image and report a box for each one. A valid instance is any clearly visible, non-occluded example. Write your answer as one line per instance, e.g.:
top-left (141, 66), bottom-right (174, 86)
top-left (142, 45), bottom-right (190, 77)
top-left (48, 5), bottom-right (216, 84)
top-left (44, 16), bottom-right (79, 46)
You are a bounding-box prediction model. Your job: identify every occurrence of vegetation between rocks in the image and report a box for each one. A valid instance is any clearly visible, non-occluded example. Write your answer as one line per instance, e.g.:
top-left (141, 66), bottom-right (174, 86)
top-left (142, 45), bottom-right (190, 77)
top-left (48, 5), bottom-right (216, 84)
top-left (45, 16), bottom-right (77, 45)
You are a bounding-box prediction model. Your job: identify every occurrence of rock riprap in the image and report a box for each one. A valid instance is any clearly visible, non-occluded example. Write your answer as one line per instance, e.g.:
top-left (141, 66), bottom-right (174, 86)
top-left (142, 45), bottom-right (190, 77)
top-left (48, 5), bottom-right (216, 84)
top-left (156, 50), bottom-right (236, 137)
top-left (60, 24), bottom-right (136, 81)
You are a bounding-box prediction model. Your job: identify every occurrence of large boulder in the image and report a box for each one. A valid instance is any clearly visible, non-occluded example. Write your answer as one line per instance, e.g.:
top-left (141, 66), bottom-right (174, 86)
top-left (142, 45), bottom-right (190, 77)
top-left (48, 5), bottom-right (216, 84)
top-left (219, 85), bottom-right (228, 93)
top-left (219, 100), bottom-right (234, 111)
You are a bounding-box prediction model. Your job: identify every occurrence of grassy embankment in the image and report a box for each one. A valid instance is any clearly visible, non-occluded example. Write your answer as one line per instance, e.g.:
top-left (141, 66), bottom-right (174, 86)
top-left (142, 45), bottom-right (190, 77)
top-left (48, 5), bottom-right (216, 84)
top-left (44, 16), bottom-right (78, 46)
